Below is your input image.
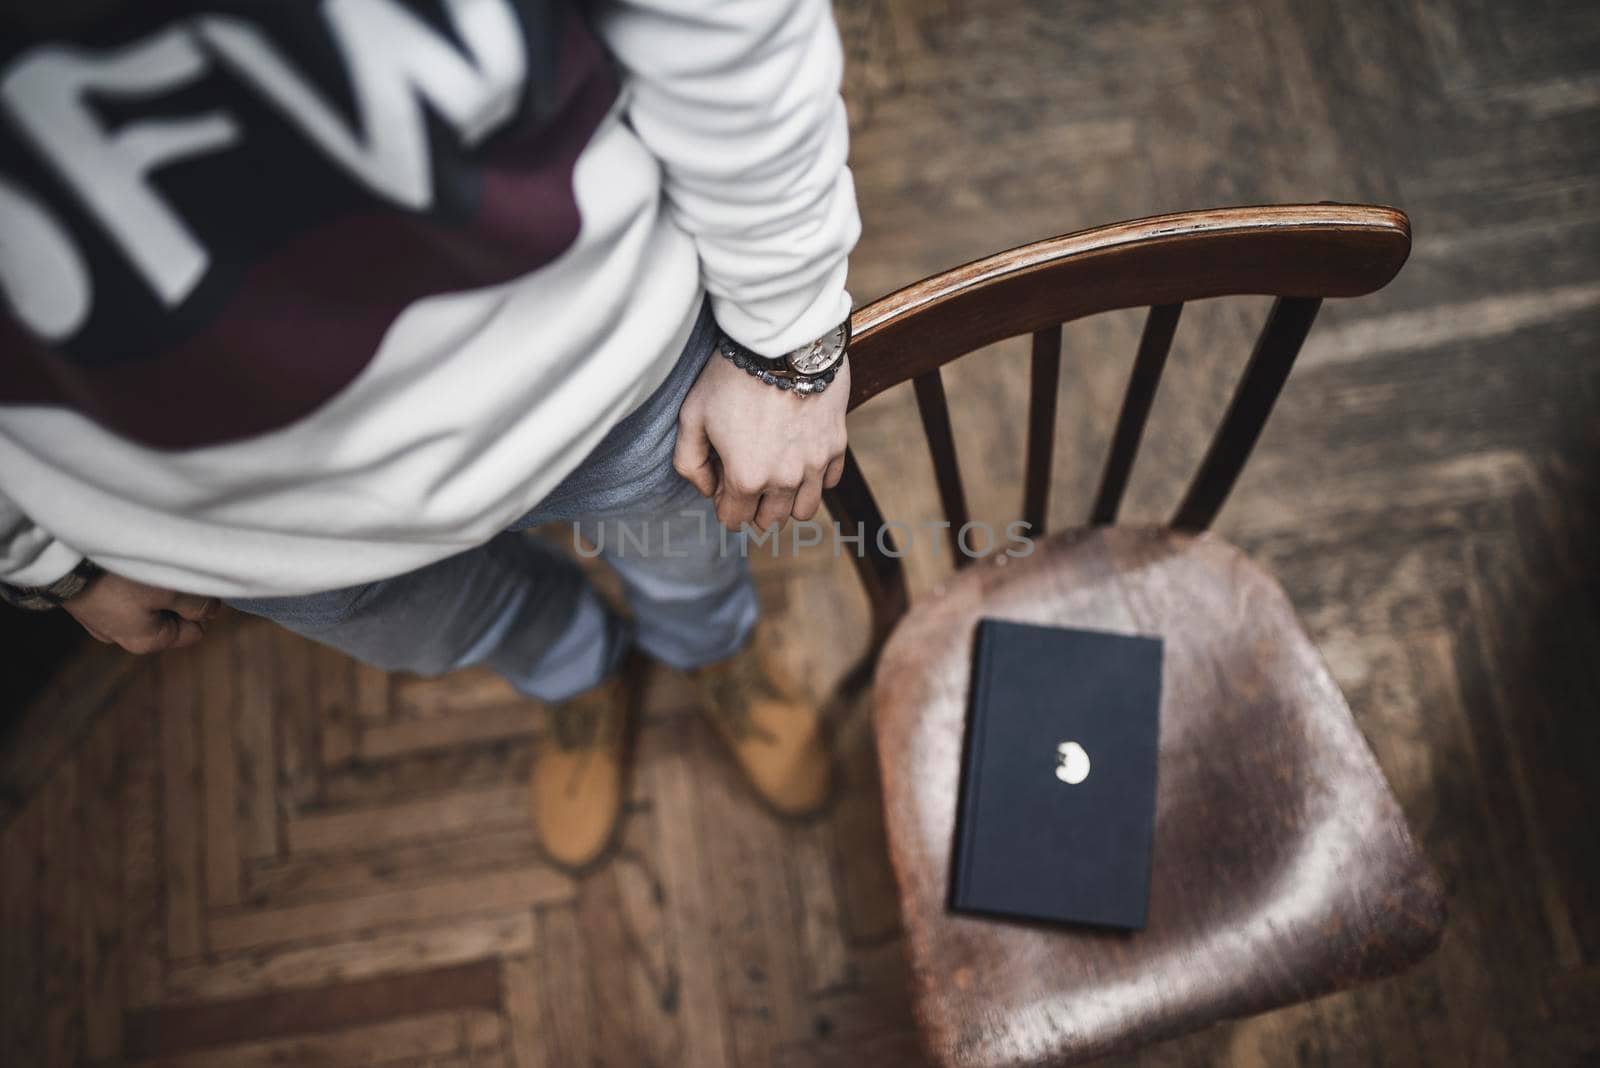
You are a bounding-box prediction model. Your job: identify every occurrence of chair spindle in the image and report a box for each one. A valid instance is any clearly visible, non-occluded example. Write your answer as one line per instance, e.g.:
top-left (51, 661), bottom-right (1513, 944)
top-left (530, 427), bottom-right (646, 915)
top-left (1172, 296), bottom-right (1322, 531)
top-left (1090, 303), bottom-right (1184, 525)
top-left (1022, 325), bottom-right (1063, 536)
top-left (912, 370), bottom-right (973, 565)
top-left (823, 447), bottom-right (908, 644)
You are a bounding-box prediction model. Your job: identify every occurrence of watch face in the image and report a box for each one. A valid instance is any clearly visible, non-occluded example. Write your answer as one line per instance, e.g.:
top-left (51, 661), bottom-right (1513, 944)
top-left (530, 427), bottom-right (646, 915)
top-left (787, 323), bottom-right (848, 375)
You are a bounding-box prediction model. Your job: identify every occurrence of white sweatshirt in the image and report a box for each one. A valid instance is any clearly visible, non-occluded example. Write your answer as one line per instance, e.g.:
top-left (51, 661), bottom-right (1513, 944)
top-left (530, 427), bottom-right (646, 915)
top-left (0, 0), bottom-right (859, 597)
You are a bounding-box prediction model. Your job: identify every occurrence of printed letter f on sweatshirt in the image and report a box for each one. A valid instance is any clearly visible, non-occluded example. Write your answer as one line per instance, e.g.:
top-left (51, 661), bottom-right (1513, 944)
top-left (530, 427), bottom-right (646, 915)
top-left (0, 0), bottom-right (529, 339)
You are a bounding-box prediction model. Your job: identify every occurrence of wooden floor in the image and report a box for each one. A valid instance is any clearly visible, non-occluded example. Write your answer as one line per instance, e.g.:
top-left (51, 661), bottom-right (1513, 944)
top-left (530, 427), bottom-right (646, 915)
top-left (5, 0), bottom-right (1600, 1064)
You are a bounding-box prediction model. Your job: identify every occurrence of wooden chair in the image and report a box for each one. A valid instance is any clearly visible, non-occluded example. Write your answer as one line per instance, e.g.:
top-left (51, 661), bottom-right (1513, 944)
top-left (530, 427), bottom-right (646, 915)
top-left (824, 205), bottom-right (1447, 1067)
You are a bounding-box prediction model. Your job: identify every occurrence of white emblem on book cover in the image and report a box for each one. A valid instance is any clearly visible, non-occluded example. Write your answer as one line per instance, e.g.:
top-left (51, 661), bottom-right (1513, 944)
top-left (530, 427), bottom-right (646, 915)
top-left (1055, 741), bottom-right (1091, 785)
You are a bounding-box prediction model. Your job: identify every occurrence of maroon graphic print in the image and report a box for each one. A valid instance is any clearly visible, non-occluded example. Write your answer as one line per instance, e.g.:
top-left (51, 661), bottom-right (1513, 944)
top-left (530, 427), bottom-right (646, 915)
top-left (0, 2), bottom-right (617, 449)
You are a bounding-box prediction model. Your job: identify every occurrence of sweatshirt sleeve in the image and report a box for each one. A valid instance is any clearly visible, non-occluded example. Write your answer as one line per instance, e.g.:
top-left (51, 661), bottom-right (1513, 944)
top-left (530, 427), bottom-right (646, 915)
top-left (590, 0), bottom-right (861, 356)
top-left (1, 488), bottom-right (83, 589)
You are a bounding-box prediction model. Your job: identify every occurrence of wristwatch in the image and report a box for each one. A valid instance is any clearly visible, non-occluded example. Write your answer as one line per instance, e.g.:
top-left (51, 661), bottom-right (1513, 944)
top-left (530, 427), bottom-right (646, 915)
top-left (718, 317), bottom-right (851, 396)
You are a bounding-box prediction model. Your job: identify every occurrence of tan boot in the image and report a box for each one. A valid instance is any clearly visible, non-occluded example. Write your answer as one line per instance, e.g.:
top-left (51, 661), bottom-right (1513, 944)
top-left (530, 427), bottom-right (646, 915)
top-left (529, 669), bottom-right (637, 871)
top-left (693, 628), bottom-right (832, 818)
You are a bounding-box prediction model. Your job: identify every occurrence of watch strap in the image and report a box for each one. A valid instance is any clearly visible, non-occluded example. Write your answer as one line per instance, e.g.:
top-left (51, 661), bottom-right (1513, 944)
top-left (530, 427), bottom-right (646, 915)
top-left (718, 337), bottom-right (843, 396)
top-left (716, 317), bottom-right (849, 397)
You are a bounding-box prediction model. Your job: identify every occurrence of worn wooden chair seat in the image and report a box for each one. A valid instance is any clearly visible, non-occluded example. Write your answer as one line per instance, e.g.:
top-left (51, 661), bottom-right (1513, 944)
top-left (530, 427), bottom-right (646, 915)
top-left (824, 206), bottom-right (1447, 1067)
top-left (875, 526), bottom-right (1444, 1065)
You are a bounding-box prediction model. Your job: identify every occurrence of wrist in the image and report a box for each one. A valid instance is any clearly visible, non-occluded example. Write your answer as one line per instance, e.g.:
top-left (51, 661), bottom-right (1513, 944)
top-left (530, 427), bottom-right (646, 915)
top-left (717, 316), bottom-right (851, 397)
top-left (0, 559), bottom-right (103, 612)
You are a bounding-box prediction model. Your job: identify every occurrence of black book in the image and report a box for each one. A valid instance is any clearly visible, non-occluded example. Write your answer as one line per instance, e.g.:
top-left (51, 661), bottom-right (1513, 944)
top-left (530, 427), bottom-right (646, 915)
top-left (950, 618), bottom-right (1164, 930)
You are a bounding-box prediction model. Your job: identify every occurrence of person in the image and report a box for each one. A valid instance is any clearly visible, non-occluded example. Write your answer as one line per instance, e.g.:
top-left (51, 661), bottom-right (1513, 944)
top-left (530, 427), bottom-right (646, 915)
top-left (0, 0), bottom-right (860, 870)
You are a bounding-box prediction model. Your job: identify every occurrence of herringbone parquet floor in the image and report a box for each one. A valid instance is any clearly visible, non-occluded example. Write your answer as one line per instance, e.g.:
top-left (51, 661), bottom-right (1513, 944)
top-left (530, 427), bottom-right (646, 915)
top-left (4, 1), bottom-right (1600, 1065)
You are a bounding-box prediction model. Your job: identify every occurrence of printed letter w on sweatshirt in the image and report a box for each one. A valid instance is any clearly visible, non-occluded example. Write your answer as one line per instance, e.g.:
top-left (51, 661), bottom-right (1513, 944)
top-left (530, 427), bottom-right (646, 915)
top-left (199, 0), bottom-right (528, 212)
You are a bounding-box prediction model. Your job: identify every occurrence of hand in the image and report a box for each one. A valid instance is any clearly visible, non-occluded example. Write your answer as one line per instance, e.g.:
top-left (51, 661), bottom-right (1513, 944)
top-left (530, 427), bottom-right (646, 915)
top-left (63, 571), bottom-right (220, 654)
top-left (674, 354), bottom-right (849, 531)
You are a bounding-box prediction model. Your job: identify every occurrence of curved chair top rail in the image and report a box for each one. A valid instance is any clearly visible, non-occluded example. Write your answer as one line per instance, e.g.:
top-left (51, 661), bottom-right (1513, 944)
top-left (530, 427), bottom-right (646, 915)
top-left (846, 204), bottom-right (1411, 409)
top-left (823, 204), bottom-right (1411, 653)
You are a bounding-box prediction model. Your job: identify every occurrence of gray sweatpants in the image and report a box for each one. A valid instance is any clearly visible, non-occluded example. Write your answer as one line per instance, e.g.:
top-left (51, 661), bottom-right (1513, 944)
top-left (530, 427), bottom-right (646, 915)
top-left (230, 301), bottom-right (759, 702)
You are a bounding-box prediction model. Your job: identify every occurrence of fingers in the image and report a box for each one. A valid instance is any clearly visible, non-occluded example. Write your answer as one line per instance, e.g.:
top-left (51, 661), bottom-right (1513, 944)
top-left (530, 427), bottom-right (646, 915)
top-left (823, 455), bottom-right (845, 490)
top-left (672, 413), bottom-right (718, 498)
top-left (714, 471), bottom-right (761, 531)
top-left (753, 486), bottom-right (797, 531)
top-left (60, 572), bottom-right (216, 655)
top-left (166, 615), bottom-right (207, 650)
top-left (123, 612), bottom-right (206, 655)
top-left (170, 592), bottom-right (221, 622)
top-left (792, 467), bottom-right (825, 522)
top-left (719, 459), bottom-right (831, 530)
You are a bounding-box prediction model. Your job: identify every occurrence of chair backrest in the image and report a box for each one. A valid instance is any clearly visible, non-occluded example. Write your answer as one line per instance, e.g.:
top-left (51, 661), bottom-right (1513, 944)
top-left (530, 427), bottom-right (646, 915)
top-left (823, 204), bottom-right (1411, 644)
